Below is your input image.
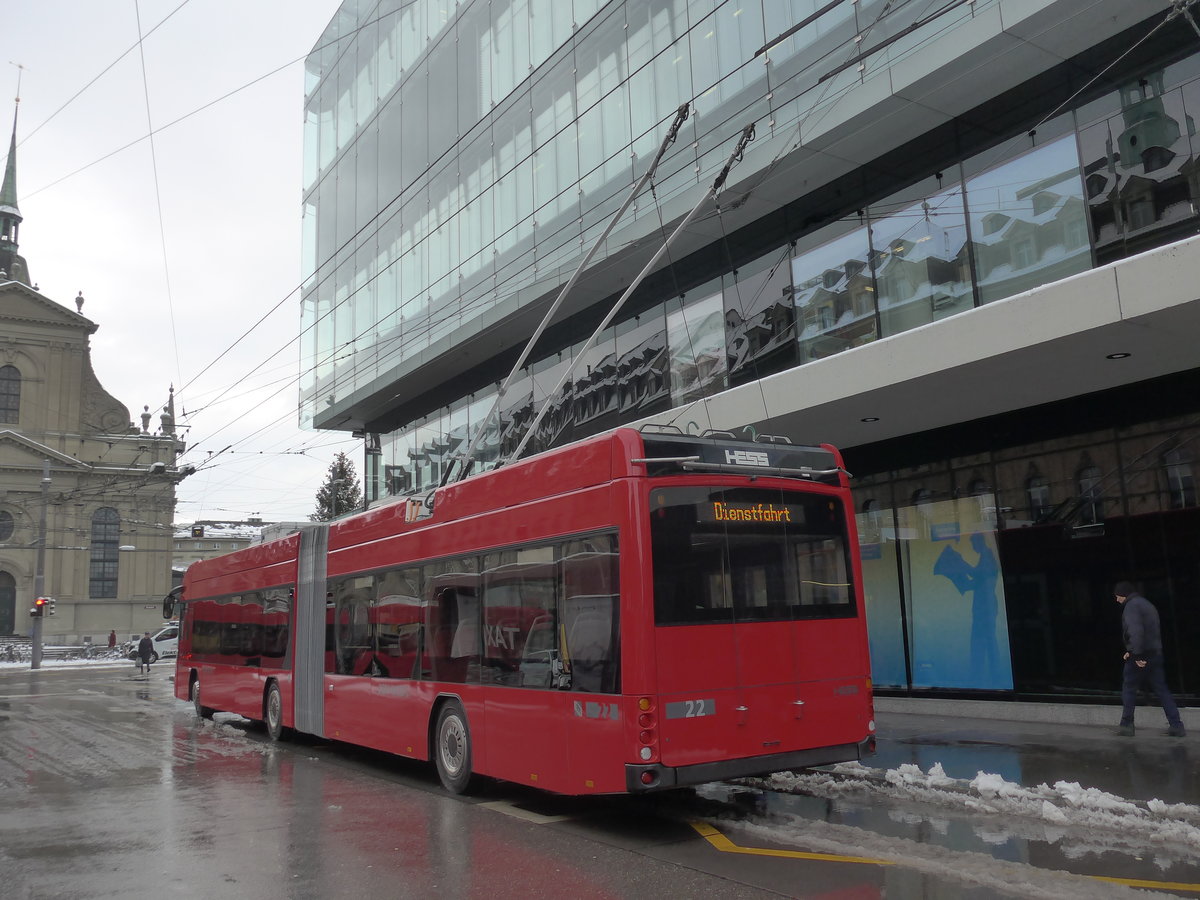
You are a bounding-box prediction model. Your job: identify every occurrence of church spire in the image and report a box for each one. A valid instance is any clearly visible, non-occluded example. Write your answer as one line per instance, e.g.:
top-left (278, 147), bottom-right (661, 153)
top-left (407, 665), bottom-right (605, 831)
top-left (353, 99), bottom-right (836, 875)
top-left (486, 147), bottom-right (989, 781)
top-left (0, 78), bottom-right (21, 241)
top-left (0, 70), bottom-right (31, 287)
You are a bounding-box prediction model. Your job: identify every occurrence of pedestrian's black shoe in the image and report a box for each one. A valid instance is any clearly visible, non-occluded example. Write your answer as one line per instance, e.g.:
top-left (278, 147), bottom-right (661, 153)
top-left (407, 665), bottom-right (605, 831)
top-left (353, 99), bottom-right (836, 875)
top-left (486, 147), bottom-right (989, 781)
top-left (1117, 724), bottom-right (1135, 736)
top-left (1167, 725), bottom-right (1187, 737)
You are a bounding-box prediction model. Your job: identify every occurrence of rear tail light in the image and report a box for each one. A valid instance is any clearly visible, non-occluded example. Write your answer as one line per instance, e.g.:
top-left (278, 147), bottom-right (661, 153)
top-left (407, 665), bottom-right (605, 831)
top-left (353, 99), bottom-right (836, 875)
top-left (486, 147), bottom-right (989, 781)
top-left (636, 697), bottom-right (658, 763)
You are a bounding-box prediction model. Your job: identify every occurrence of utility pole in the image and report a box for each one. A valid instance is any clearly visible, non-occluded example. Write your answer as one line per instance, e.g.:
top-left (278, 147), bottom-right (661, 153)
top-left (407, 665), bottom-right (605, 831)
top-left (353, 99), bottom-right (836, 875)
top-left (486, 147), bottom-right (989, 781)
top-left (31, 460), bottom-right (49, 670)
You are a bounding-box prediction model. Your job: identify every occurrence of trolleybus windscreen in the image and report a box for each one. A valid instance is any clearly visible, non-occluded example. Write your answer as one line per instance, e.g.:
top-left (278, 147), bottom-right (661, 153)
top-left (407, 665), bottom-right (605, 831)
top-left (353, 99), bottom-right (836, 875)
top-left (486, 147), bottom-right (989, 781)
top-left (650, 486), bottom-right (855, 625)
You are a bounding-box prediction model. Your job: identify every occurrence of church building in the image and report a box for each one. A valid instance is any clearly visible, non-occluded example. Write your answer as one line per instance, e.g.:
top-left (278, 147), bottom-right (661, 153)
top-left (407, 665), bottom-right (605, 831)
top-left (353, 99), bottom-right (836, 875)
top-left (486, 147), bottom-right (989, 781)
top-left (0, 105), bottom-right (185, 644)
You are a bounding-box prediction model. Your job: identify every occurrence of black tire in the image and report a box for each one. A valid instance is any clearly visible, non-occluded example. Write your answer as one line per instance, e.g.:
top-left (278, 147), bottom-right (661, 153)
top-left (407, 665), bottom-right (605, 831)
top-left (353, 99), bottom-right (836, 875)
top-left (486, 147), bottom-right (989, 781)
top-left (264, 682), bottom-right (289, 742)
top-left (434, 701), bottom-right (474, 794)
top-left (191, 677), bottom-right (214, 719)
top-left (149, 651), bottom-right (158, 664)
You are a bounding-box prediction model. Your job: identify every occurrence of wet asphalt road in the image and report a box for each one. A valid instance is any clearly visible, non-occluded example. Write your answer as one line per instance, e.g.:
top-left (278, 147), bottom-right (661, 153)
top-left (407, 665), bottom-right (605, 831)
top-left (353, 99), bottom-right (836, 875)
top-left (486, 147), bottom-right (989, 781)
top-left (1, 664), bottom-right (1197, 899)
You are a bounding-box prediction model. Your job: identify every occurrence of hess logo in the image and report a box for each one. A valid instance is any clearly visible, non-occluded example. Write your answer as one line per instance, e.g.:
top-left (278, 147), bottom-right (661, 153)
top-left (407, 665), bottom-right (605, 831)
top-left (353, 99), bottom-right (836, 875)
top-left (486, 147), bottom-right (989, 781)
top-left (725, 449), bottom-right (770, 467)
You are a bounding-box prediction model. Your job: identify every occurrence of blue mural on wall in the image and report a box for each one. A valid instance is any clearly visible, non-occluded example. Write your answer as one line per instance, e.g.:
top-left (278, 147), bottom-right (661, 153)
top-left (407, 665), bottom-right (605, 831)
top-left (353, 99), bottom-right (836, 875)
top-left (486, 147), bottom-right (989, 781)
top-left (859, 497), bottom-right (1014, 691)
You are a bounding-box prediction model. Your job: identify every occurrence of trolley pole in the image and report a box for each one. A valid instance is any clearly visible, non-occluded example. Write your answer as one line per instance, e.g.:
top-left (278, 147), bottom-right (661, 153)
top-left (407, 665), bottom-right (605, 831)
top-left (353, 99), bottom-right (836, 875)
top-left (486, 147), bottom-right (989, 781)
top-left (30, 460), bottom-right (49, 670)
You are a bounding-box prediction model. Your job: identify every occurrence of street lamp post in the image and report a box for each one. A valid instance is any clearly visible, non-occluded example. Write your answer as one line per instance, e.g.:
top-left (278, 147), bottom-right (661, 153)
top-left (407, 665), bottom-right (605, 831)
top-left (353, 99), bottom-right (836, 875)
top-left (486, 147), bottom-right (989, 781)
top-left (31, 460), bottom-right (49, 670)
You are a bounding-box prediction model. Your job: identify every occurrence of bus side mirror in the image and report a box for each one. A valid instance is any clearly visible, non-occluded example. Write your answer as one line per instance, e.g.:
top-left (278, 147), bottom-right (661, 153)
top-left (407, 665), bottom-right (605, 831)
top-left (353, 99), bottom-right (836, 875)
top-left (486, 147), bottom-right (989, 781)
top-left (163, 591), bottom-right (178, 621)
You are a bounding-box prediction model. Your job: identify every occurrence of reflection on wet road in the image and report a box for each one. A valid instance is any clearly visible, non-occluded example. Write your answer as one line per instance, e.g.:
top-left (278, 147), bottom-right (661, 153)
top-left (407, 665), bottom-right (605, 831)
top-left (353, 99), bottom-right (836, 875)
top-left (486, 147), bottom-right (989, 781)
top-left (1, 667), bottom-right (1197, 898)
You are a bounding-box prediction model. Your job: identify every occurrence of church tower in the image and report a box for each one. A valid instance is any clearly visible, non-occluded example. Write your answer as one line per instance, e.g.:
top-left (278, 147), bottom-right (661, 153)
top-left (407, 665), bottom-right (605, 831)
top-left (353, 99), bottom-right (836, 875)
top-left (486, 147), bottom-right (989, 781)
top-left (0, 96), bottom-right (30, 287)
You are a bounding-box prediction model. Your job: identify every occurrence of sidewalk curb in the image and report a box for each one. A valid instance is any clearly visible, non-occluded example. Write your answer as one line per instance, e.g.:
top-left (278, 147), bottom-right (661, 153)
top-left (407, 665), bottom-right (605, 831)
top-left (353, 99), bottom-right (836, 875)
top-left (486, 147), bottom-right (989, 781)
top-left (875, 696), bottom-right (1199, 730)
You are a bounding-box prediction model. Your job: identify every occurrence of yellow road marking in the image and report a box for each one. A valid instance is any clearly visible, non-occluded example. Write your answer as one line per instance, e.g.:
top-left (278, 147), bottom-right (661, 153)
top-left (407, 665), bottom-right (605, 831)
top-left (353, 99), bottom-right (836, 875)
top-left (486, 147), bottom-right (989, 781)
top-left (690, 821), bottom-right (892, 866)
top-left (690, 822), bottom-right (1200, 893)
top-left (1091, 875), bottom-right (1200, 893)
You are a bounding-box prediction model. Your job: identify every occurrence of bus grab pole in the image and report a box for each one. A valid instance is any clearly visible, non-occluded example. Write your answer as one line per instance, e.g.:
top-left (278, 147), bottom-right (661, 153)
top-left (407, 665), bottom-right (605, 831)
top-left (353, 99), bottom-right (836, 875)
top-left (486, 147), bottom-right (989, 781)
top-left (447, 103), bottom-right (692, 486)
top-left (505, 122), bottom-right (757, 466)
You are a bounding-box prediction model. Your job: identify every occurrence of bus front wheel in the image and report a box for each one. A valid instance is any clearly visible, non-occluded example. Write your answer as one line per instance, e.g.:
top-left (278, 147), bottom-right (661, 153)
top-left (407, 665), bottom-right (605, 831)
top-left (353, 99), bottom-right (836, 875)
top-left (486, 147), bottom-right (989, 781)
top-left (434, 701), bottom-right (474, 794)
top-left (191, 677), bottom-right (214, 719)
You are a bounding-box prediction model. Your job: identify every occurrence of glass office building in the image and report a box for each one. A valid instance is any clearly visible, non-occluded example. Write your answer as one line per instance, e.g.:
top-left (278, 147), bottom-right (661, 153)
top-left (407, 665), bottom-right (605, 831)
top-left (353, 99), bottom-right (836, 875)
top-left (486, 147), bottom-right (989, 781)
top-left (302, 1), bottom-right (1200, 702)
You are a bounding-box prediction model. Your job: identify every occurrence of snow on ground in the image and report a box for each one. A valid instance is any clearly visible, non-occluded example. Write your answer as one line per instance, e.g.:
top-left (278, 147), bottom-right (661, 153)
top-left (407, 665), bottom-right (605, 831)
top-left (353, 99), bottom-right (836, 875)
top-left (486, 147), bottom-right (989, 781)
top-left (738, 760), bottom-right (1200, 862)
top-left (0, 657), bottom-right (133, 670)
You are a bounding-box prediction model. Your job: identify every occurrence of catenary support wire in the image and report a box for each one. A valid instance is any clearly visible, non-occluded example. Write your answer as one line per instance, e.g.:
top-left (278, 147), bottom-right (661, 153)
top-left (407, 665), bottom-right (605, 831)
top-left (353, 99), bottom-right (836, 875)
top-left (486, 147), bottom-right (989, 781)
top-left (446, 102), bottom-right (692, 485)
top-left (504, 122), bottom-right (758, 467)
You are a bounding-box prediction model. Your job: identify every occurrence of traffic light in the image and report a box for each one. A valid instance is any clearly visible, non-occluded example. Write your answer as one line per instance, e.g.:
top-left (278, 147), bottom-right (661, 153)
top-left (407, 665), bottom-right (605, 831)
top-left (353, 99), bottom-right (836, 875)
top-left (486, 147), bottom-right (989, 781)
top-left (46, 597), bottom-right (56, 616)
top-left (30, 597), bottom-right (47, 617)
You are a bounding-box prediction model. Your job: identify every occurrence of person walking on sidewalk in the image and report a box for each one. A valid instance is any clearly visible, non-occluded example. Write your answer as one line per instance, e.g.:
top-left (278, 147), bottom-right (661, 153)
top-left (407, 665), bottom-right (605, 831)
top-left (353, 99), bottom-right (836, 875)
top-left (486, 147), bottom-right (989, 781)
top-left (137, 631), bottom-right (154, 675)
top-left (1115, 581), bottom-right (1185, 737)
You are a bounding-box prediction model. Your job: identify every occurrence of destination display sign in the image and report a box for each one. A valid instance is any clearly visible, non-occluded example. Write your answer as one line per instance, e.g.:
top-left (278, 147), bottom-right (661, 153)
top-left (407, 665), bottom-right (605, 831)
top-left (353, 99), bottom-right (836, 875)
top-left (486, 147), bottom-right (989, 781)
top-left (700, 500), bottom-right (806, 525)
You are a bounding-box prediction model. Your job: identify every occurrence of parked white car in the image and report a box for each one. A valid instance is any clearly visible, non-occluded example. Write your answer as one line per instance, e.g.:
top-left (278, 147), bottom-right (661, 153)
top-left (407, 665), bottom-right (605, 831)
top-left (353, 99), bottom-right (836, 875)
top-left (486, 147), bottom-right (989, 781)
top-left (127, 624), bottom-right (179, 664)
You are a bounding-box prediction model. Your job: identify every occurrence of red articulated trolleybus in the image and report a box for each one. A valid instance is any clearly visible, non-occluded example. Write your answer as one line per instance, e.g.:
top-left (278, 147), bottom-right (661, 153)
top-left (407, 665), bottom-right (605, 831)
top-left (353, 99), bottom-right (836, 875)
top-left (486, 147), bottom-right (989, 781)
top-left (172, 426), bottom-right (875, 795)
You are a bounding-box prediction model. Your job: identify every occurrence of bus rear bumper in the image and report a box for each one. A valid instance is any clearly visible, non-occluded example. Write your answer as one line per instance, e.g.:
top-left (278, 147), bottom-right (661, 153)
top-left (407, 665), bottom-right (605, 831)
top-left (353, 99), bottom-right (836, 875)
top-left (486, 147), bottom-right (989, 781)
top-left (625, 735), bottom-right (875, 792)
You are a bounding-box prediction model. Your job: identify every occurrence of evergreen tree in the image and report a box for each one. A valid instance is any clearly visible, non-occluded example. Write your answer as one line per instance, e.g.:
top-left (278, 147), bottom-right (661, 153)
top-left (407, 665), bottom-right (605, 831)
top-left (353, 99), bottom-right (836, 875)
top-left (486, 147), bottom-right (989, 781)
top-left (312, 452), bottom-right (362, 521)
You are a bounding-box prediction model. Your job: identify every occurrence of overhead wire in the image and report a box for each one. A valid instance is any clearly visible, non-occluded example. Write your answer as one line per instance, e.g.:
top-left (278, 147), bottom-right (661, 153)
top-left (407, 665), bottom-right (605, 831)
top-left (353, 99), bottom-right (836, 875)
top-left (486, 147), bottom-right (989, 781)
top-left (21, 0), bottom-right (1173, 484)
top-left (133, 0), bottom-right (182, 391)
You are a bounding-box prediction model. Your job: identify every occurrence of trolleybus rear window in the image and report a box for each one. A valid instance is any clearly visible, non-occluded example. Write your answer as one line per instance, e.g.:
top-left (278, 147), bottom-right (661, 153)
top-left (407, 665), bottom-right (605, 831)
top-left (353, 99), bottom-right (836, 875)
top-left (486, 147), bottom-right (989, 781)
top-left (650, 486), bottom-right (855, 625)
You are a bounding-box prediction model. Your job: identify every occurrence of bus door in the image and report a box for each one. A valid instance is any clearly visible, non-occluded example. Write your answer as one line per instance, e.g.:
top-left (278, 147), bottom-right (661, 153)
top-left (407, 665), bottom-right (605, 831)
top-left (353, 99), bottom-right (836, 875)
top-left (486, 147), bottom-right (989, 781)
top-left (477, 557), bottom-right (569, 789)
top-left (559, 539), bottom-right (623, 791)
top-left (369, 569), bottom-right (427, 757)
top-left (324, 577), bottom-right (377, 747)
top-left (649, 485), bottom-right (861, 766)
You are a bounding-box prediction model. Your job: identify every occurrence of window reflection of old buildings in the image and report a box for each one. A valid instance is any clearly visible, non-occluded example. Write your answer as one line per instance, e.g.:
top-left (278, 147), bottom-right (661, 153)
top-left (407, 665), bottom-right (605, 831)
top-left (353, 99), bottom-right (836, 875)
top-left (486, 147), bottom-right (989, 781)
top-left (380, 55), bottom-right (1200, 507)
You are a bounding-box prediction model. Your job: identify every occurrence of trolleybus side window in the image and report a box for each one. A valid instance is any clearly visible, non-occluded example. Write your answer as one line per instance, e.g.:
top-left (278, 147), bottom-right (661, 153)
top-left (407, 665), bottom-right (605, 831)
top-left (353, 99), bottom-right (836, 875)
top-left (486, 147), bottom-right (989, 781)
top-left (651, 486), bottom-right (856, 626)
top-left (330, 576), bottom-right (377, 675)
top-left (424, 558), bottom-right (480, 684)
top-left (222, 594), bottom-right (263, 663)
top-left (374, 567), bottom-right (424, 679)
top-left (559, 534), bottom-right (620, 694)
top-left (481, 547), bottom-right (556, 688)
top-left (261, 588), bottom-right (292, 663)
top-left (186, 588), bottom-right (293, 666)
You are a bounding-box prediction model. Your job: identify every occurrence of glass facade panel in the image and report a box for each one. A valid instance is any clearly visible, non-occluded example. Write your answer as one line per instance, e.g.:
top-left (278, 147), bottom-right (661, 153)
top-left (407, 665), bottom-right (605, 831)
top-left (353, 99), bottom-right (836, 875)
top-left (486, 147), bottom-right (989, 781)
top-left (793, 224), bottom-right (875, 363)
top-left (1081, 68), bottom-right (1200, 265)
top-left (310, 0), bottom-right (887, 424)
top-left (615, 308), bottom-right (669, 422)
top-left (857, 499), bottom-right (907, 688)
top-left (871, 173), bottom-right (971, 337)
top-left (899, 496), bottom-right (1013, 690)
top-left (965, 136), bottom-right (1090, 305)
top-left (724, 246), bottom-right (796, 386)
top-left (666, 285), bottom-right (727, 406)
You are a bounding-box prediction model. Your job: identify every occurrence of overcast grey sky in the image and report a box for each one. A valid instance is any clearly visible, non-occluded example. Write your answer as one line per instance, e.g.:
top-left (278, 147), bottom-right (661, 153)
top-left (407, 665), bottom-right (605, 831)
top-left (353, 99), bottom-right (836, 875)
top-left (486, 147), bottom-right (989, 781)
top-left (4, 0), bottom-right (360, 523)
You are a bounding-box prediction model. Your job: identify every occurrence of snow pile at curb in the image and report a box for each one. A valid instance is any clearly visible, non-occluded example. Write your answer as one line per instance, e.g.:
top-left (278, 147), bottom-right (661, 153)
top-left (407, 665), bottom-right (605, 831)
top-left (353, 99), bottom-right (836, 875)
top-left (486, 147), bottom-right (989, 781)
top-left (747, 761), bottom-right (1200, 853)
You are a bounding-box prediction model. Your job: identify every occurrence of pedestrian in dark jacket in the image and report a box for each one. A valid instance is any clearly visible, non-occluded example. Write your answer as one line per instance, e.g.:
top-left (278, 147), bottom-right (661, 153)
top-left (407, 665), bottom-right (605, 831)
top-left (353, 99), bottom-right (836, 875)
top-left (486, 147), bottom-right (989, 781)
top-left (107, 630), bottom-right (117, 649)
top-left (137, 632), bottom-right (154, 675)
top-left (1114, 581), bottom-right (1185, 737)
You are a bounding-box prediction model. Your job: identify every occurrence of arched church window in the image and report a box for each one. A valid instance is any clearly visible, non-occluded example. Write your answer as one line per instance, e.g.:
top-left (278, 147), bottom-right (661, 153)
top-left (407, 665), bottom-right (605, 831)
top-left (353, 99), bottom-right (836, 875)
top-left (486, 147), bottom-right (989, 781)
top-left (0, 509), bottom-right (13, 542)
top-left (0, 365), bottom-right (19, 423)
top-left (90, 507), bottom-right (121, 599)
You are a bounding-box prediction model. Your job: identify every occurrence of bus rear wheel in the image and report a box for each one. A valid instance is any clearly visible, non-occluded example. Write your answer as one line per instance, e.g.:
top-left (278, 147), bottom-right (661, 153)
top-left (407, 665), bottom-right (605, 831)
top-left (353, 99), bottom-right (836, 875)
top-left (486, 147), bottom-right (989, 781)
top-left (264, 683), bottom-right (289, 742)
top-left (191, 677), bottom-right (214, 719)
top-left (434, 701), bottom-right (474, 794)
